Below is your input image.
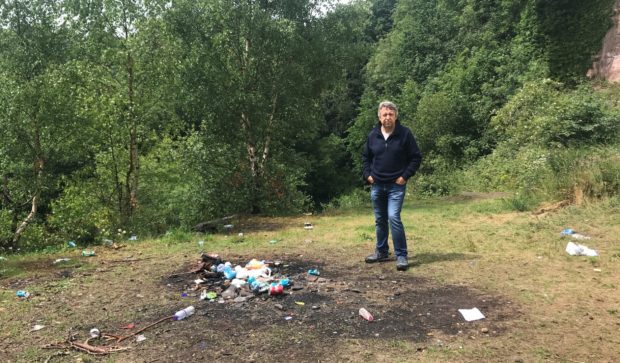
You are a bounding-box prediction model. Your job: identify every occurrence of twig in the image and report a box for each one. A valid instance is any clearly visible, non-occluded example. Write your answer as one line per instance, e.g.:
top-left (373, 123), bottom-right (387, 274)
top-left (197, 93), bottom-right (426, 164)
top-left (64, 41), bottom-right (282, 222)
top-left (116, 315), bottom-right (175, 342)
top-left (106, 257), bottom-right (152, 264)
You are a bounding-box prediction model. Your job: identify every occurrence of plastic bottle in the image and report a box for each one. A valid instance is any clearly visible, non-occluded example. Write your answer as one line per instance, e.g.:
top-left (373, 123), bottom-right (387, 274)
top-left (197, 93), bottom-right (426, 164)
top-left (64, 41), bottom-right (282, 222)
top-left (173, 306), bottom-right (195, 321)
top-left (359, 308), bottom-right (374, 321)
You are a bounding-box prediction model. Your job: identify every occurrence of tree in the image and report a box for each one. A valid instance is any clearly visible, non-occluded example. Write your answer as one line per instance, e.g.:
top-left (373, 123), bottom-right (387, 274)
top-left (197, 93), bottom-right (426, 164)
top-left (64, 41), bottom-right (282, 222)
top-left (0, 0), bottom-right (82, 249)
top-left (63, 0), bottom-right (180, 227)
top-left (167, 0), bottom-right (334, 213)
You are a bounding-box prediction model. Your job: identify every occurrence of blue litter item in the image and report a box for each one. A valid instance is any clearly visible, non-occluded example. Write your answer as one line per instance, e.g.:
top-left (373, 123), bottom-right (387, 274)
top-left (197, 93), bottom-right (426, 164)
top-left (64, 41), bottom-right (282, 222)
top-left (223, 266), bottom-right (236, 280)
top-left (67, 241), bottom-right (76, 248)
top-left (308, 269), bottom-right (320, 276)
top-left (279, 278), bottom-right (290, 287)
top-left (560, 228), bottom-right (574, 236)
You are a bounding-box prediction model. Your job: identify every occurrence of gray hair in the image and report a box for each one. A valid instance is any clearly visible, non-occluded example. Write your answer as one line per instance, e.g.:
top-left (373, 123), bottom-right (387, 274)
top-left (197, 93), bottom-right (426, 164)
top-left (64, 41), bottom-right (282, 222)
top-left (377, 100), bottom-right (398, 117)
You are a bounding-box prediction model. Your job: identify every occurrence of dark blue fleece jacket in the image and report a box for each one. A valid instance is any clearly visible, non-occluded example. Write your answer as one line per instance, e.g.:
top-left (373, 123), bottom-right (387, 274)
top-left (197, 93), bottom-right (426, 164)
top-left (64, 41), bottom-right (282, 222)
top-left (362, 122), bottom-right (423, 183)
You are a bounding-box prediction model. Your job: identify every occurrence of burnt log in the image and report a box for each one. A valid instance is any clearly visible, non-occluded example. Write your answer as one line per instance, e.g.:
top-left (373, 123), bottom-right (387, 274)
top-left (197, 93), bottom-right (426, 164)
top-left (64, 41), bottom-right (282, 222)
top-left (193, 215), bottom-right (236, 233)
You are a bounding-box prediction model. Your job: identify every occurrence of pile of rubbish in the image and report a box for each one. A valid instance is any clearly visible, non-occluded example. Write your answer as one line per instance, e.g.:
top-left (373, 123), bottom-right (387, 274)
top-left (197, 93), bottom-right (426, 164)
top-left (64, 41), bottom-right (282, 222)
top-left (175, 253), bottom-right (320, 304)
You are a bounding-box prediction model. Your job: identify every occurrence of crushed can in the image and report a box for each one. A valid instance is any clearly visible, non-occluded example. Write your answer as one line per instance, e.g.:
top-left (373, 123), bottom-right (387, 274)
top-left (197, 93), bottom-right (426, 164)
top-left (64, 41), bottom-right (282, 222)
top-left (268, 283), bottom-right (284, 295)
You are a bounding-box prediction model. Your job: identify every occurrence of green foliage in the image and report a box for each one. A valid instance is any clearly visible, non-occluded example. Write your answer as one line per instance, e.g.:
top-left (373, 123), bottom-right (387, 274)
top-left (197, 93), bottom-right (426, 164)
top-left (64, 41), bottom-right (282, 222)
top-left (535, 0), bottom-right (616, 83)
top-left (492, 80), bottom-right (620, 148)
top-left (414, 157), bottom-right (460, 196)
top-left (413, 90), bottom-right (476, 163)
top-left (0, 210), bottom-right (14, 250)
top-left (48, 185), bottom-right (109, 243)
top-left (547, 146), bottom-right (620, 201)
top-left (304, 134), bottom-right (357, 207)
top-left (132, 136), bottom-right (202, 233)
top-left (322, 187), bottom-right (370, 212)
top-left (462, 144), bottom-right (553, 194)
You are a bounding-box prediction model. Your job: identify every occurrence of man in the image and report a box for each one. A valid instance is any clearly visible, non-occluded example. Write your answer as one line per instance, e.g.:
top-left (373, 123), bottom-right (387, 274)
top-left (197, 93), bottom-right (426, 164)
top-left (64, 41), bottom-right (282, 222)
top-left (362, 101), bottom-right (422, 271)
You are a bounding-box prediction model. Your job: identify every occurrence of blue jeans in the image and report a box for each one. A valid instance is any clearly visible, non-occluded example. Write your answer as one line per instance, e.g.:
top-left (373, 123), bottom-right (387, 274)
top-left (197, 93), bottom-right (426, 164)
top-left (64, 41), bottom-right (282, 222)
top-left (370, 182), bottom-right (407, 257)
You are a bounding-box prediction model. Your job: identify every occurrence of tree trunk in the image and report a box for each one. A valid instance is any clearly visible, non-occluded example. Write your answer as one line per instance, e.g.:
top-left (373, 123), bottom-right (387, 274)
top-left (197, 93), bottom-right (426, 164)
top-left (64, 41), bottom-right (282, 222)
top-left (124, 50), bottom-right (139, 223)
top-left (12, 125), bottom-right (44, 247)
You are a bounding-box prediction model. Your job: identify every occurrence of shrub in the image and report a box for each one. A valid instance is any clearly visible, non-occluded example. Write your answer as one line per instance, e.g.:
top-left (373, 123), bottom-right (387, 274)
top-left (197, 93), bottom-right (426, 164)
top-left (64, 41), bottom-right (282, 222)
top-left (48, 185), bottom-right (110, 243)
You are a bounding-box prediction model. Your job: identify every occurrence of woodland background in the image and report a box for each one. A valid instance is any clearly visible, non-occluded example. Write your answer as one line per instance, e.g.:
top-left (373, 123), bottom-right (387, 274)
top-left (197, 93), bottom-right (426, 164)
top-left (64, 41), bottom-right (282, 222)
top-left (1, 0), bottom-right (619, 252)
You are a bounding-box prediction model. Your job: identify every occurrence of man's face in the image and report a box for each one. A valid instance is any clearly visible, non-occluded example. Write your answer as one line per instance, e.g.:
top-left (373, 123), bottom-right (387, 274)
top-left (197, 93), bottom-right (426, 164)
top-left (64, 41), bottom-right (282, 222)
top-left (379, 107), bottom-right (397, 130)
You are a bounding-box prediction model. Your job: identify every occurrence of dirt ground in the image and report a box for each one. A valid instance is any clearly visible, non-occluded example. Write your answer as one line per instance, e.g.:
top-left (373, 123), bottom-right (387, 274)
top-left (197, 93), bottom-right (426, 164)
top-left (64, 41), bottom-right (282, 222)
top-left (1, 251), bottom-right (514, 362)
top-left (3, 196), bottom-right (619, 362)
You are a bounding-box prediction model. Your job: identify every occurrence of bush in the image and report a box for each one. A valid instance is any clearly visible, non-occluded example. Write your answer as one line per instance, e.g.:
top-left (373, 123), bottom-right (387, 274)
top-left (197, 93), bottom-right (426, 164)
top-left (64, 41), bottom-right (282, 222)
top-left (322, 187), bottom-right (369, 212)
top-left (48, 185), bottom-right (110, 243)
top-left (492, 80), bottom-right (620, 148)
top-left (548, 146), bottom-right (620, 202)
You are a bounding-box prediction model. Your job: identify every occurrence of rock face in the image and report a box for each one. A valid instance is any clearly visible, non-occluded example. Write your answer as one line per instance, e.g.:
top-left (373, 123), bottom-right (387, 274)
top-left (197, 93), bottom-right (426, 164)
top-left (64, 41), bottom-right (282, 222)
top-left (588, 0), bottom-right (620, 82)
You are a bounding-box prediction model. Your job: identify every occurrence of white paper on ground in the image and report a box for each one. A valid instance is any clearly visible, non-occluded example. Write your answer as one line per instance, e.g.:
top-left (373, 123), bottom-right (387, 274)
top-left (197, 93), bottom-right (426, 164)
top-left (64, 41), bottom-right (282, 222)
top-left (565, 241), bottom-right (598, 257)
top-left (458, 308), bottom-right (485, 322)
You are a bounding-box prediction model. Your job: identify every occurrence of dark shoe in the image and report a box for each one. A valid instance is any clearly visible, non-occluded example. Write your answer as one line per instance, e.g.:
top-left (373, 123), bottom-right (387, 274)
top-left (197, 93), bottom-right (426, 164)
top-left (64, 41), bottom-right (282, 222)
top-left (365, 250), bottom-right (389, 263)
top-left (396, 256), bottom-right (408, 271)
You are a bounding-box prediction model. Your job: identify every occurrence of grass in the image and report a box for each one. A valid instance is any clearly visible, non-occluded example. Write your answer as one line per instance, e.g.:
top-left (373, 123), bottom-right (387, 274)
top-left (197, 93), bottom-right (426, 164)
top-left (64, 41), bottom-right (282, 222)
top-left (1, 193), bottom-right (619, 362)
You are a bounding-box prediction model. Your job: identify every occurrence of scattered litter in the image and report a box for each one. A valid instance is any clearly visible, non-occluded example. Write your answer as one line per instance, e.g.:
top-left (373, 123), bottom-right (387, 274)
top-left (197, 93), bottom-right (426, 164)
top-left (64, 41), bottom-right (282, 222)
top-left (284, 316), bottom-right (293, 320)
top-left (593, 268), bottom-right (602, 272)
top-left (181, 293), bottom-right (188, 297)
top-left (136, 334), bottom-right (147, 342)
top-left (198, 240), bottom-right (205, 247)
top-left (81, 250), bottom-right (96, 257)
top-left (238, 232), bottom-right (244, 237)
top-left (308, 269), bottom-right (320, 276)
top-left (128, 235), bottom-right (138, 241)
top-left (53, 258), bottom-right (71, 264)
top-left (223, 224), bottom-right (234, 230)
top-left (16, 290), bottom-right (30, 299)
top-left (304, 223), bottom-right (313, 230)
top-left (30, 324), bottom-right (45, 332)
top-left (89, 328), bottom-right (100, 338)
top-left (565, 242), bottom-right (598, 257)
top-left (269, 239), bottom-right (278, 244)
top-left (173, 306), bottom-right (195, 321)
top-left (295, 301), bottom-right (305, 306)
top-left (458, 308), bottom-right (485, 322)
top-left (560, 228), bottom-right (591, 240)
top-left (359, 308), bottom-right (374, 321)
top-left (268, 283), bottom-right (284, 295)
top-left (120, 323), bottom-right (135, 329)
top-left (200, 291), bottom-right (217, 301)
top-left (67, 241), bottom-right (77, 248)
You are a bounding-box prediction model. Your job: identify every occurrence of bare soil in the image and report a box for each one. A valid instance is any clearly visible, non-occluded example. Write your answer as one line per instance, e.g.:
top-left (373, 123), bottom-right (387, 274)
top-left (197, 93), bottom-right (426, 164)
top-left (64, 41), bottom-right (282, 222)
top-left (1, 251), bottom-right (514, 362)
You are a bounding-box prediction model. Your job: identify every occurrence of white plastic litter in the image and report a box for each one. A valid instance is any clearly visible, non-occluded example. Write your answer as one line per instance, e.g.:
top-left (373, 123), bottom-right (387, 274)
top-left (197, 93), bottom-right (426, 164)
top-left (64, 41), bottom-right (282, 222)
top-left (136, 334), bottom-right (147, 342)
top-left (30, 324), bottom-right (45, 332)
top-left (565, 241), bottom-right (598, 257)
top-left (458, 308), bottom-right (485, 322)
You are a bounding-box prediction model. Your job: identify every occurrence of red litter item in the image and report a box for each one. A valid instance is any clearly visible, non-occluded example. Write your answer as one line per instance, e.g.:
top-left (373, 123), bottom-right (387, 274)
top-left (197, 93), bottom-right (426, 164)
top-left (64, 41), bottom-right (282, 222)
top-left (269, 283), bottom-right (284, 295)
top-left (120, 323), bottom-right (136, 330)
top-left (359, 308), bottom-right (373, 321)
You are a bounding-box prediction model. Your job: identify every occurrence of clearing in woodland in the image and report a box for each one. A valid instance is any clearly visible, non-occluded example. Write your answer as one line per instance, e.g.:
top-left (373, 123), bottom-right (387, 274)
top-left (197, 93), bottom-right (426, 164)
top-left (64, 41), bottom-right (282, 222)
top-left (1, 194), bottom-right (619, 362)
